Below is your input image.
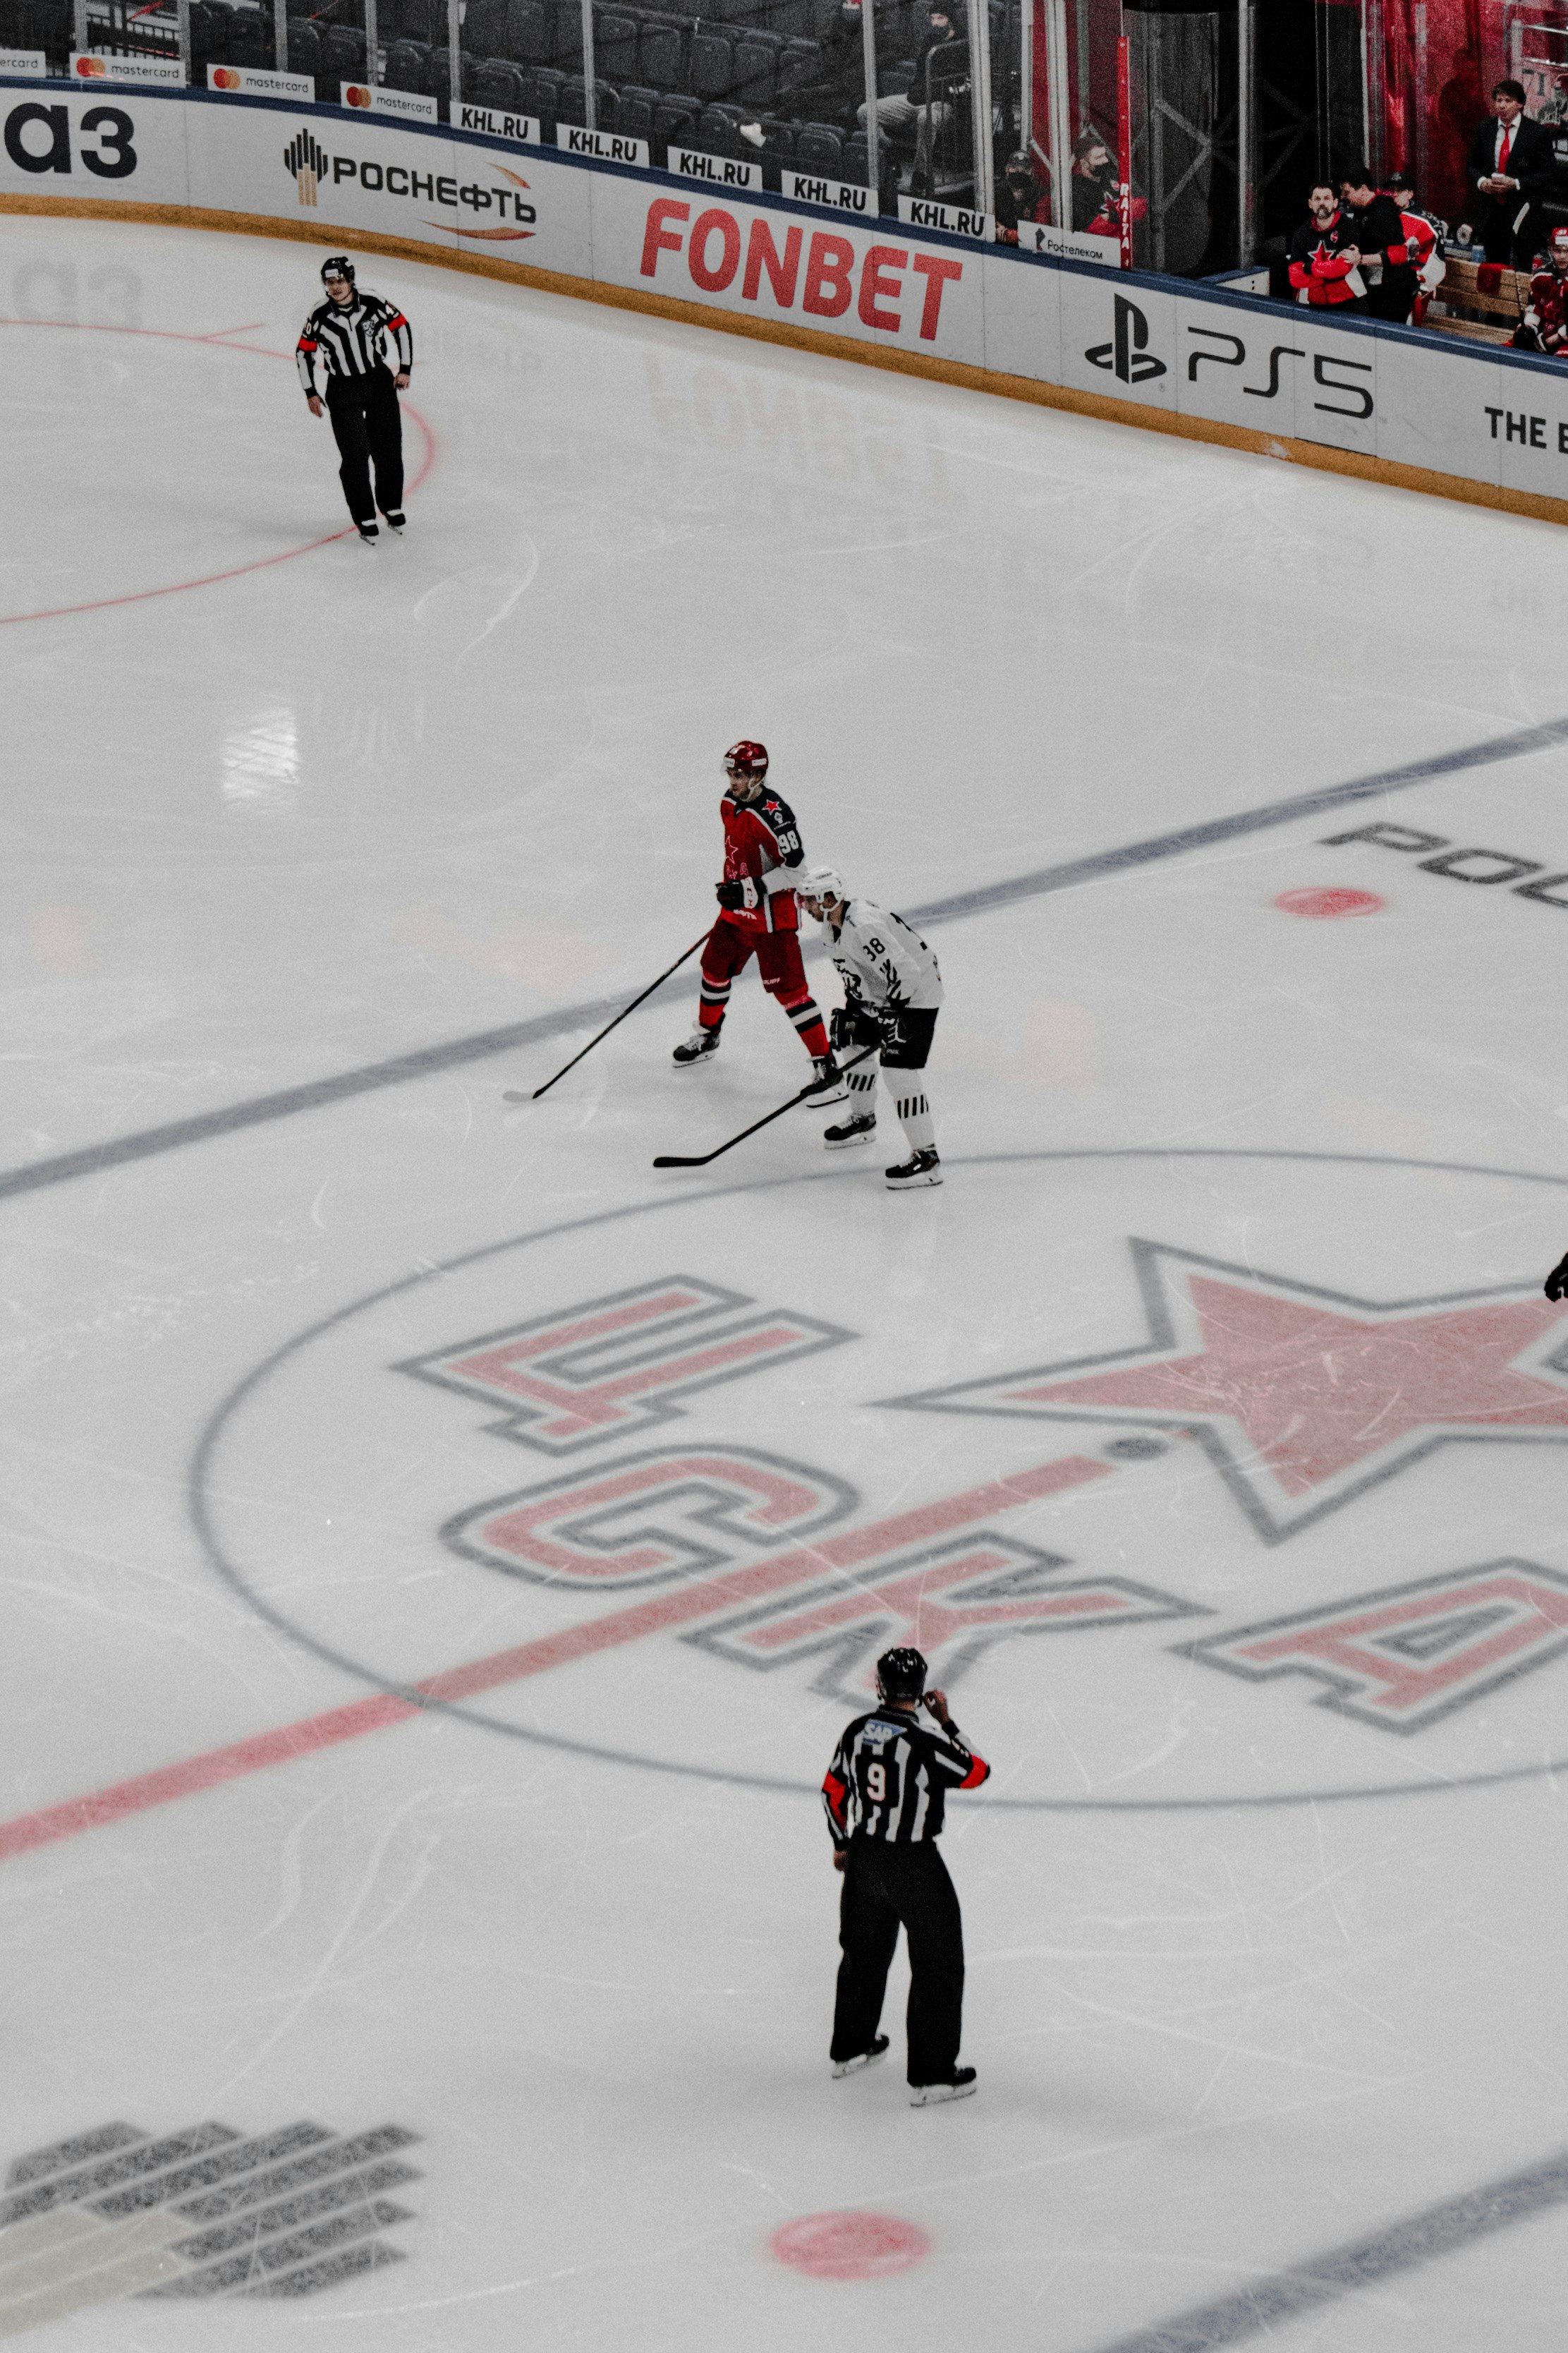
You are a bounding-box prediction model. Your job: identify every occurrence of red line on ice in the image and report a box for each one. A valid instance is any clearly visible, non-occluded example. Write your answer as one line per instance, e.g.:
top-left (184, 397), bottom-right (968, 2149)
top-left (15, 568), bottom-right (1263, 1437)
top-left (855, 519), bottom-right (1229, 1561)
top-left (0, 318), bottom-right (437, 624)
top-left (0, 1457), bottom-right (1108, 1863)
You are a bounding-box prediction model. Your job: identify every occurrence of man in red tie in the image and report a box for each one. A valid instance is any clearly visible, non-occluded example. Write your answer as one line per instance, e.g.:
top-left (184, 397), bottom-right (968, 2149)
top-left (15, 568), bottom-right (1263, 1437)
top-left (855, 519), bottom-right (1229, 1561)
top-left (1466, 79), bottom-right (1552, 266)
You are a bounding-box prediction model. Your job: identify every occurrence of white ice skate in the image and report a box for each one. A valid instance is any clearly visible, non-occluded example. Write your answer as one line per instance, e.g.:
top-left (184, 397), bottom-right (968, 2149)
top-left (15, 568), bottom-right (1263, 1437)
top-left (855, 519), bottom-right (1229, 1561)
top-left (671, 1029), bottom-right (720, 1069)
top-left (832, 2036), bottom-right (889, 2079)
top-left (909, 2067), bottom-right (976, 2107)
top-left (886, 1149), bottom-right (942, 1190)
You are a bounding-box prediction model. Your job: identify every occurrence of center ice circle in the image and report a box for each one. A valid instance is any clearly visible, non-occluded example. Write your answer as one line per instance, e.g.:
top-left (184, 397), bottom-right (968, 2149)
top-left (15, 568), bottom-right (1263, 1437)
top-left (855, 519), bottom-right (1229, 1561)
top-left (189, 1147), bottom-right (1568, 1812)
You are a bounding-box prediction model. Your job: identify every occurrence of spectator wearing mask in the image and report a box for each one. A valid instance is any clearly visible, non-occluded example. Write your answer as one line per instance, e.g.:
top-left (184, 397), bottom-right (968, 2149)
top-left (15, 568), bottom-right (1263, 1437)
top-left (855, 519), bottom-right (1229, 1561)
top-left (994, 148), bottom-right (1047, 240)
top-left (1339, 163), bottom-right (1416, 320)
top-left (899, 1), bottom-right (966, 194)
top-left (1070, 128), bottom-right (1119, 232)
top-left (1382, 169), bottom-right (1447, 322)
top-left (1287, 183), bottom-right (1366, 308)
top-left (1466, 80), bottom-right (1553, 266)
top-left (1513, 224), bottom-right (1568, 353)
top-left (791, 0), bottom-right (896, 128)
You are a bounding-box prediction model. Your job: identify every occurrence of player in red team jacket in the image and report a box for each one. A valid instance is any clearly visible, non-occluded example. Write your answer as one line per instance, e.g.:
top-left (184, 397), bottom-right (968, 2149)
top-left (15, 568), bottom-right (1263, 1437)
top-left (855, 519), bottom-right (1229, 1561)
top-left (822, 1645), bottom-right (989, 2105)
top-left (1514, 225), bottom-right (1568, 353)
top-left (671, 741), bottom-right (843, 1096)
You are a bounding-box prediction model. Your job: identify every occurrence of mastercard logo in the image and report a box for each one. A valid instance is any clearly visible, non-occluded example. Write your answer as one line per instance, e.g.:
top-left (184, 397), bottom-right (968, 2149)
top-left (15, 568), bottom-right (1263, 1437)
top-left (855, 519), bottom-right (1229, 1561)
top-left (346, 82), bottom-right (371, 105)
top-left (212, 64), bottom-right (240, 86)
top-left (73, 54), bottom-right (106, 74)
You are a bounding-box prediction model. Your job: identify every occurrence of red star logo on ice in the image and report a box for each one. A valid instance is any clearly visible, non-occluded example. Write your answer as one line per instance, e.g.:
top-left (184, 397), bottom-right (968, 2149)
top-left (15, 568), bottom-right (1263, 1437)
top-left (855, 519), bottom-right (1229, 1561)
top-left (889, 1242), bottom-right (1568, 1540)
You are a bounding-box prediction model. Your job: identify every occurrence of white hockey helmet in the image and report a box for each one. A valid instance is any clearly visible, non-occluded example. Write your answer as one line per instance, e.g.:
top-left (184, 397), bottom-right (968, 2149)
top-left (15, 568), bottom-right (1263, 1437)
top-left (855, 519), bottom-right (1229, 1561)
top-left (797, 865), bottom-right (844, 908)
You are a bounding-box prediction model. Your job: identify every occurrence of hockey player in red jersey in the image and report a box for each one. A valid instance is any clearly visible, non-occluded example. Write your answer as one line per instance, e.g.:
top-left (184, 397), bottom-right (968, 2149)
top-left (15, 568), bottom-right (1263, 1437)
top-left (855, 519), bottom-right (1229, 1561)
top-left (672, 742), bottom-right (844, 1099)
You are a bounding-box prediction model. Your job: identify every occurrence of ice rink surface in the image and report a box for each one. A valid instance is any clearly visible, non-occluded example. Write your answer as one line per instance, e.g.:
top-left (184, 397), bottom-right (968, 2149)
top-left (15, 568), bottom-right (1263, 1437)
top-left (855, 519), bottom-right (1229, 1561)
top-left (9, 212), bottom-right (1568, 2349)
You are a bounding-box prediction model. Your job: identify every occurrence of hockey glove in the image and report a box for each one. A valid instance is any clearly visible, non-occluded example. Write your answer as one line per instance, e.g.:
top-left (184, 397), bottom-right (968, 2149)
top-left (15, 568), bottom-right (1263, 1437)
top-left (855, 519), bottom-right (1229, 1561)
top-left (829, 1005), bottom-right (856, 1051)
top-left (715, 878), bottom-right (760, 912)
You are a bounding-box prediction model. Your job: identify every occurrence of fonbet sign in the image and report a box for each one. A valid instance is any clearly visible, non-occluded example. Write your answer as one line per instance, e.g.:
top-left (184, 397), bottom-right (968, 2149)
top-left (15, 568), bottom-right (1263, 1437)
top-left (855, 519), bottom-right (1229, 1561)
top-left (191, 1154), bottom-right (1568, 1812)
top-left (6, 77), bottom-right (1568, 514)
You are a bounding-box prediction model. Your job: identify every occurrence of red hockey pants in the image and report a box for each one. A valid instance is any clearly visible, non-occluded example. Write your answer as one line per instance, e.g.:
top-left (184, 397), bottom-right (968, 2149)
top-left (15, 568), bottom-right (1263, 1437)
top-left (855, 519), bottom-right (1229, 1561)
top-left (698, 918), bottom-right (828, 1061)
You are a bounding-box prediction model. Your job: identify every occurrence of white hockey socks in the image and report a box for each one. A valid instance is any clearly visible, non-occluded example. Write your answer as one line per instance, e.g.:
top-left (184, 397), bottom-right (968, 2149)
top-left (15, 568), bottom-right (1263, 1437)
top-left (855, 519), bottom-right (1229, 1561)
top-left (892, 1084), bottom-right (935, 1156)
top-left (845, 1065), bottom-right (877, 1106)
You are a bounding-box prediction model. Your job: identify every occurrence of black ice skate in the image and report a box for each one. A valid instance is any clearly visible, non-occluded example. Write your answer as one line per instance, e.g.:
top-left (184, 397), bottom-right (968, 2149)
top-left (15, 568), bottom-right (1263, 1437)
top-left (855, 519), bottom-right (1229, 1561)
top-left (671, 1028), bottom-right (720, 1068)
top-left (909, 2067), bottom-right (976, 2107)
top-left (823, 1111), bottom-right (876, 1150)
top-left (355, 521), bottom-right (379, 545)
top-left (832, 2035), bottom-right (889, 2079)
top-left (383, 510), bottom-right (406, 534)
top-left (886, 1149), bottom-right (942, 1190)
top-left (804, 1053), bottom-right (847, 1106)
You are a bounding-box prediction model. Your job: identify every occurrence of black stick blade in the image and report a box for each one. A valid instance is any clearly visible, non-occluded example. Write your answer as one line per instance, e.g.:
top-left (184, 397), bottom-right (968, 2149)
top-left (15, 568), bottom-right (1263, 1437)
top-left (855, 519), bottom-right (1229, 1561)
top-left (652, 1154), bottom-right (707, 1168)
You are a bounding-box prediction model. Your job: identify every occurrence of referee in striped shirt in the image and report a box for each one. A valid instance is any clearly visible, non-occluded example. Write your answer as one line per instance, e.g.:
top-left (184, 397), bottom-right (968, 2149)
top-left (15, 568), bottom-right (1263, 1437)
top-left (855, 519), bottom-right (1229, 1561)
top-left (297, 255), bottom-right (413, 545)
top-left (822, 1645), bottom-right (989, 2105)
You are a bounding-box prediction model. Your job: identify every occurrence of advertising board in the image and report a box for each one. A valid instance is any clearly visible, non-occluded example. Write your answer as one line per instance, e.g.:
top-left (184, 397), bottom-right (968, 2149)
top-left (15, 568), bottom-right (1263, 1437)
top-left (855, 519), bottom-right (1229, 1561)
top-left (2, 78), bottom-right (1567, 526)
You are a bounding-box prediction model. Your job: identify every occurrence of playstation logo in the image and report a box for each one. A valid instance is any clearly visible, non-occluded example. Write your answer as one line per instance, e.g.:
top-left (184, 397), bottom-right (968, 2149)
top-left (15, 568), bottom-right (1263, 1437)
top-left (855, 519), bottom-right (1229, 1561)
top-left (1086, 294), bottom-right (1167, 385)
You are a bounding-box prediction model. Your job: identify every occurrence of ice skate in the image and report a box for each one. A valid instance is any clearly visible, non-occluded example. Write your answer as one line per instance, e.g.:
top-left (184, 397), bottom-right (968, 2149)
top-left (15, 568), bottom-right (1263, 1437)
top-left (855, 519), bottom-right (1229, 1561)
top-left (383, 509), bottom-right (406, 534)
top-left (832, 2035), bottom-right (889, 2079)
top-left (671, 1027), bottom-right (720, 1069)
top-left (909, 2068), bottom-right (976, 2107)
top-left (886, 1148), bottom-right (942, 1190)
top-left (804, 1053), bottom-right (847, 1106)
top-left (823, 1111), bottom-right (876, 1150)
top-left (355, 520), bottom-right (379, 545)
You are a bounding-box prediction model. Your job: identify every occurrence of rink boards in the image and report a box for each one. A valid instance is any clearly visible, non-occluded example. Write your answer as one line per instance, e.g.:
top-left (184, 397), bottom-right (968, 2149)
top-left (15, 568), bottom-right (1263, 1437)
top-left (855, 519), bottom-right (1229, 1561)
top-left (5, 75), bottom-right (1568, 525)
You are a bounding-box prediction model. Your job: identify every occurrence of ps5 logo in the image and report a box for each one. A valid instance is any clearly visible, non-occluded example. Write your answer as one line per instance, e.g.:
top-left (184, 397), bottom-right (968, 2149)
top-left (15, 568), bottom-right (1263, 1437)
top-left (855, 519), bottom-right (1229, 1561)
top-left (1086, 293), bottom-right (1167, 385)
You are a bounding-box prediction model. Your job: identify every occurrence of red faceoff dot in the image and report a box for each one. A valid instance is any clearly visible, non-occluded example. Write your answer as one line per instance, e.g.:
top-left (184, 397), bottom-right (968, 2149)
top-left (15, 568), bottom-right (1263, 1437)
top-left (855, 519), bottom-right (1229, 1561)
top-left (770, 2210), bottom-right (931, 2281)
top-left (1273, 887), bottom-right (1385, 919)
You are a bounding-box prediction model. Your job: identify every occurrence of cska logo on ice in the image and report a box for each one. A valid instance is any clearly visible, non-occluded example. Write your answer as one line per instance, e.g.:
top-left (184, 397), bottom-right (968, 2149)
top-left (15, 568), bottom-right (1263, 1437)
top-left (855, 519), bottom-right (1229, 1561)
top-left (201, 1146), bottom-right (1568, 1808)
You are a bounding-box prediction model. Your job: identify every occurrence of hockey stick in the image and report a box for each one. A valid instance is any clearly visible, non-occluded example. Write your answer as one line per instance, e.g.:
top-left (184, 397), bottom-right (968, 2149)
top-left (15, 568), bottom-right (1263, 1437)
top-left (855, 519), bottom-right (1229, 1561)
top-left (517, 932), bottom-right (710, 1102)
top-left (652, 1044), bottom-right (880, 1169)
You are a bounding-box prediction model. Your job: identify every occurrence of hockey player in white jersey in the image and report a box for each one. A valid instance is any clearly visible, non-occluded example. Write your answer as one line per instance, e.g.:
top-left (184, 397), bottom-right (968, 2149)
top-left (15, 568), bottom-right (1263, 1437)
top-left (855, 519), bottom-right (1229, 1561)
top-left (796, 867), bottom-right (944, 1190)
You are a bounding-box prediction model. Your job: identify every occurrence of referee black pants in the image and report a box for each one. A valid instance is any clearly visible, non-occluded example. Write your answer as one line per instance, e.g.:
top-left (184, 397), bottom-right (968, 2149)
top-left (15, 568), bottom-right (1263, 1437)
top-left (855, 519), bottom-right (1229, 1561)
top-left (832, 1841), bottom-right (964, 2086)
top-left (326, 368), bottom-right (404, 525)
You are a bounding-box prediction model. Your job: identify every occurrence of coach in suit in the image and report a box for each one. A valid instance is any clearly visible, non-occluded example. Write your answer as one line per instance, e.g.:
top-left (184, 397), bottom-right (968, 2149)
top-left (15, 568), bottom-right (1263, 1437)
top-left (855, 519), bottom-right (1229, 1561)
top-left (1466, 78), bottom-right (1554, 266)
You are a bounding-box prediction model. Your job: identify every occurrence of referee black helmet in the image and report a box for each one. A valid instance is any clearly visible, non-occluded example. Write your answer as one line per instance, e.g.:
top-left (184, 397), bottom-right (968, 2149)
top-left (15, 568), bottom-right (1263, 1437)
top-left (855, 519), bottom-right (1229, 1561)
top-left (875, 1647), bottom-right (927, 1702)
top-left (321, 253), bottom-right (356, 285)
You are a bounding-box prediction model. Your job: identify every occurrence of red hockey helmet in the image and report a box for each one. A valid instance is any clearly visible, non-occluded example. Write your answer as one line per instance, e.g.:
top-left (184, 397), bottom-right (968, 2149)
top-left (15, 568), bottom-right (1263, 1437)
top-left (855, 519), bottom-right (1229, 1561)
top-left (723, 739), bottom-right (770, 780)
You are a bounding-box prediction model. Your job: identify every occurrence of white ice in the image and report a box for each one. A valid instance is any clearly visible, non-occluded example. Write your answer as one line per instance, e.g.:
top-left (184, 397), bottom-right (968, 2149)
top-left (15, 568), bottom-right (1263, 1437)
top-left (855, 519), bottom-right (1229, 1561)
top-left (6, 213), bottom-right (1568, 2350)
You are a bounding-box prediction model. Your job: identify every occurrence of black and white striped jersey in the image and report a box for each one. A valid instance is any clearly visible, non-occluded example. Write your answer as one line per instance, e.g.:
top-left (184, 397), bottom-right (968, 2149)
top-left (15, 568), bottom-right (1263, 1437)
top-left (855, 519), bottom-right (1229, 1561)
top-left (822, 1709), bottom-right (988, 1849)
top-left (295, 293), bottom-right (413, 398)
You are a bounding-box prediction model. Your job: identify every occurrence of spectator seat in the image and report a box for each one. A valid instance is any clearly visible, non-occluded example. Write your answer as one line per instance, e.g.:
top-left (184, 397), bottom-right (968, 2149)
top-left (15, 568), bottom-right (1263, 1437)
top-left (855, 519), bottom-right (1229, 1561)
top-left (731, 26), bottom-right (781, 105)
top-left (518, 59), bottom-right (564, 119)
top-left (556, 69), bottom-right (615, 123)
top-left (283, 17), bottom-right (321, 73)
top-left (321, 21), bottom-right (367, 80)
top-left (503, 0), bottom-right (551, 59)
top-left (227, 6), bottom-right (272, 66)
top-left (652, 88), bottom-right (700, 148)
top-left (616, 80), bottom-right (657, 143)
top-left (432, 43), bottom-right (479, 97)
top-left (638, 12), bottom-right (688, 87)
top-left (383, 34), bottom-right (430, 83)
top-left (473, 51), bottom-right (524, 101)
top-left (463, 0), bottom-right (507, 47)
top-left (695, 101), bottom-right (746, 155)
top-left (793, 118), bottom-right (841, 174)
top-left (687, 26), bottom-right (734, 98)
top-left (594, 5), bottom-right (639, 78)
top-left (777, 33), bottom-right (816, 94)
